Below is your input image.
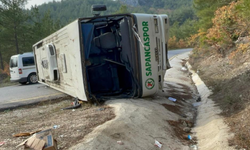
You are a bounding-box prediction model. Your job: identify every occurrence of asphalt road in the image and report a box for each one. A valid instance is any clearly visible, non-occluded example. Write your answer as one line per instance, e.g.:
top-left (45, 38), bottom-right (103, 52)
top-left (168, 48), bottom-right (193, 59)
top-left (0, 83), bottom-right (66, 110)
top-left (0, 48), bottom-right (192, 111)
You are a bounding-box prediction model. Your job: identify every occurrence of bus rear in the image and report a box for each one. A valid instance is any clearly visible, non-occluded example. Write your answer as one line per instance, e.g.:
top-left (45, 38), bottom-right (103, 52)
top-left (132, 14), bottom-right (170, 97)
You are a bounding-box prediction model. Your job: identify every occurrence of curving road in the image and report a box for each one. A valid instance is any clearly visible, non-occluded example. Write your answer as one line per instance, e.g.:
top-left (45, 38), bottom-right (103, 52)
top-left (168, 48), bottom-right (193, 59)
top-left (0, 48), bottom-right (192, 111)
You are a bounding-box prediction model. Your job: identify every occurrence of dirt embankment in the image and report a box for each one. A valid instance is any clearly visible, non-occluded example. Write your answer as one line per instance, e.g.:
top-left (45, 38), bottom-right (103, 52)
top-left (189, 47), bottom-right (250, 149)
top-left (70, 53), bottom-right (199, 150)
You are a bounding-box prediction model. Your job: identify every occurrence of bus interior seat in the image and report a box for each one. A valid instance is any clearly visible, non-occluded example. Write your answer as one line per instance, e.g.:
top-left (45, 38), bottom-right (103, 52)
top-left (93, 32), bottom-right (117, 50)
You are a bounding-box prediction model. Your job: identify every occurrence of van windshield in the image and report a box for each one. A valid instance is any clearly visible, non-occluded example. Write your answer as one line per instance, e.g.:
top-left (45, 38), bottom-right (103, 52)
top-left (10, 57), bottom-right (18, 68)
top-left (22, 57), bottom-right (34, 66)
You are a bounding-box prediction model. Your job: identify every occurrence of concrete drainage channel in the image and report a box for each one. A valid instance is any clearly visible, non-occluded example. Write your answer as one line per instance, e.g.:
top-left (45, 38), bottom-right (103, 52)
top-left (186, 62), bottom-right (234, 150)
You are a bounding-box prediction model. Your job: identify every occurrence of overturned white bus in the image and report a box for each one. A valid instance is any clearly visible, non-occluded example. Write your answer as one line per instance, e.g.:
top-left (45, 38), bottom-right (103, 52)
top-left (33, 7), bottom-right (170, 102)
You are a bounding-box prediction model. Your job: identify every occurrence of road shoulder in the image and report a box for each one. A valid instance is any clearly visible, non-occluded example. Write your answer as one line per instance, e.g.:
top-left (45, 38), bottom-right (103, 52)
top-left (70, 52), bottom-right (199, 150)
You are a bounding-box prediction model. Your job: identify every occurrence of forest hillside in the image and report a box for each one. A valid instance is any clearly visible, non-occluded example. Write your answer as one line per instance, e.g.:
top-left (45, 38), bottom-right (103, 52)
top-left (0, 0), bottom-right (195, 72)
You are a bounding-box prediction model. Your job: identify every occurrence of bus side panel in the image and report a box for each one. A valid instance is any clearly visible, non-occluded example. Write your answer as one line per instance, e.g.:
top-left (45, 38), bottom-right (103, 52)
top-left (33, 20), bottom-right (87, 101)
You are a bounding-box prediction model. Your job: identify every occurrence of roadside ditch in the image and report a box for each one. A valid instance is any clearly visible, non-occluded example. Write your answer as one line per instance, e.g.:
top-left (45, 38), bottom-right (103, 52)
top-left (186, 62), bottom-right (235, 150)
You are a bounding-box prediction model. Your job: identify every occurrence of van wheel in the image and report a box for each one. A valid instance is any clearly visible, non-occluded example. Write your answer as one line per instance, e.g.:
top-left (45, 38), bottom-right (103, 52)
top-left (19, 82), bottom-right (27, 85)
top-left (28, 73), bottom-right (38, 84)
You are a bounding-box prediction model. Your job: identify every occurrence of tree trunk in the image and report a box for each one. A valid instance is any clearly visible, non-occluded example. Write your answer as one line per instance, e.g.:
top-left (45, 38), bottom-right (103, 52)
top-left (14, 26), bottom-right (19, 54)
top-left (0, 51), bottom-right (4, 70)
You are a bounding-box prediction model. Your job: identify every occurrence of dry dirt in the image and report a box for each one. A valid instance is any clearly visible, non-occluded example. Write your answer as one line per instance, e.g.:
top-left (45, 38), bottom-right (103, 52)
top-left (0, 97), bottom-right (115, 150)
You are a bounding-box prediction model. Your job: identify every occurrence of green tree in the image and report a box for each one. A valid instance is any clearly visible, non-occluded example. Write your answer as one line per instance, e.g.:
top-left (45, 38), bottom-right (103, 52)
top-left (0, 40), bottom-right (3, 70)
top-left (236, 0), bottom-right (250, 21)
top-left (170, 19), bottom-right (198, 41)
top-left (0, 0), bottom-right (29, 54)
top-left (153, 0), bottom-right (165, 8)
top-left (30, 7), bottom-right (61, 42)
top-left (115, 5), bottom-right (129, 14)
top-left (193, 0), bottom-right (234, 30)
top-left (170, 6), bottom-right (196, 26)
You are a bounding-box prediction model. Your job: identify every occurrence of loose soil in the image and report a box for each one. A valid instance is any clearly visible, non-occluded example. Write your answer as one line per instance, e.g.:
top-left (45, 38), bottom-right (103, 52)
top-left (167, 119), bottom-right (196, 145)
top-left (0, 97), bottom-right (115, 150)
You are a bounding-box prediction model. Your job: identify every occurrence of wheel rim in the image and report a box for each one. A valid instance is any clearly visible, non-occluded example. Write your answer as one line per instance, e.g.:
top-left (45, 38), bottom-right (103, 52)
top-left (30, 75), bottom-right (38, 83)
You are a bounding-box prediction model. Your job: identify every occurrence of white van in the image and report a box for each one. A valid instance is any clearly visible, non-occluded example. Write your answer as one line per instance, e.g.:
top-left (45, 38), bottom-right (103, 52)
top-left (9, 52), bottom-right (38, 85)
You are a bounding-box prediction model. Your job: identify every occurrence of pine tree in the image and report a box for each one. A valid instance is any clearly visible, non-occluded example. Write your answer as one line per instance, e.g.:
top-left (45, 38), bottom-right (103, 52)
top-left (115, 5), bottom-right (128, 14)
top-left (0, 0), bottom-right (29, 54)
top-left (193, 0), bottom-right (234, 30)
